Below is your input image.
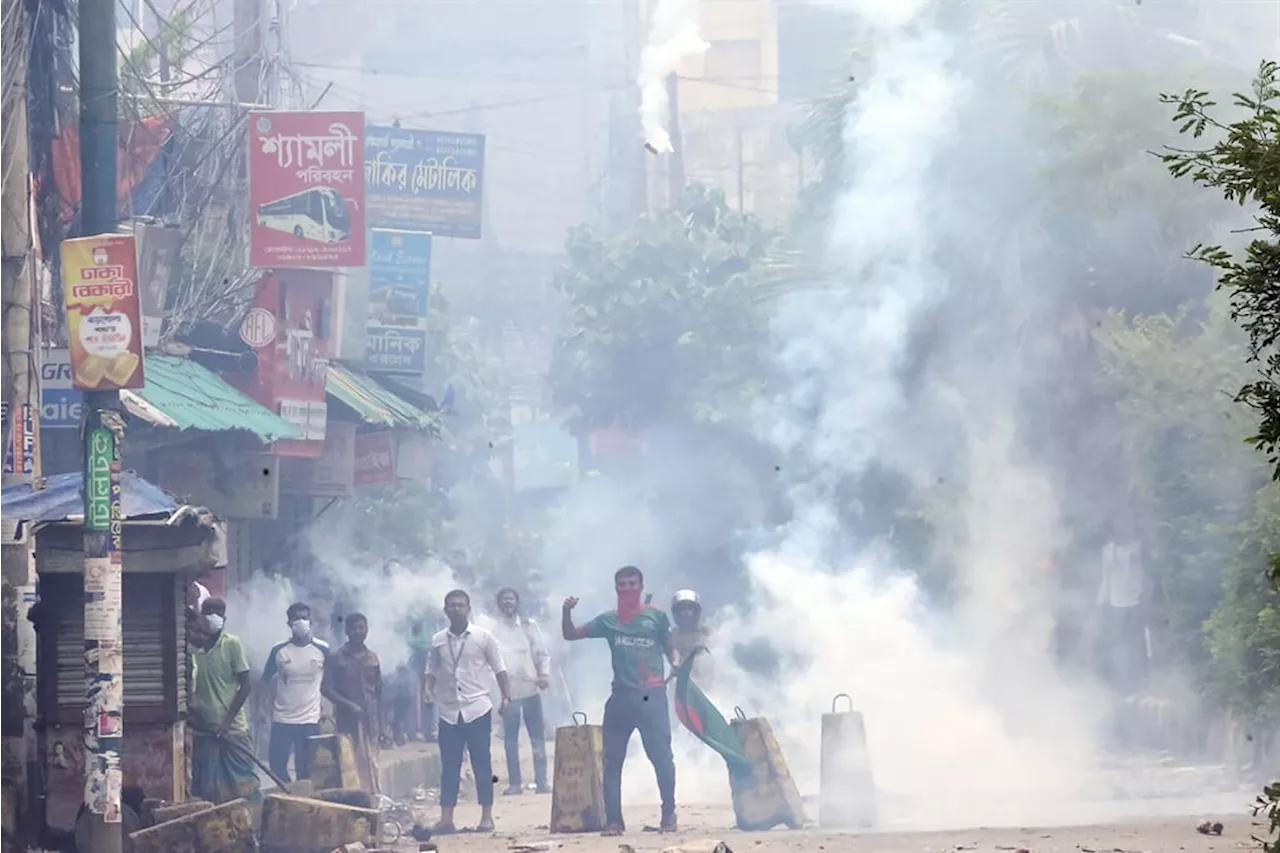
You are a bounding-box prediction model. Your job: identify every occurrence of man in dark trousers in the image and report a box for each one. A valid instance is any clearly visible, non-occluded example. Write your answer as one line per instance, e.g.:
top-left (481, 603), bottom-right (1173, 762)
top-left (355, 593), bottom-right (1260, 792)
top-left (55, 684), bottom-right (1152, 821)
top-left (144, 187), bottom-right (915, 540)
top-left (562, 566), bottom-right (676, 835)
top-left (427, 589), bottom-right (511, 834)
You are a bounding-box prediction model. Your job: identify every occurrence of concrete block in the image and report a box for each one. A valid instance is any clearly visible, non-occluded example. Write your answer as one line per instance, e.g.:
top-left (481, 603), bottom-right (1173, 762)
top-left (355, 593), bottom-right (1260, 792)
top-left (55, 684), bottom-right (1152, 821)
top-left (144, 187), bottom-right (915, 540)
top-left (147, 799), bottom-right (214, 827)
top-left (128, 797), bottom-right (253, 853)
top-left (285, 779), bottom-right (315, 798)
top-left (729, 714), bottom-right (806, 831)
top-left (260, 792), bottom-right (378, 853)
top-left (314, 788), bottom-right (375, 810)
top-left (308, 734), bottom-right (362, 791)
top-left (377, 746), bottom-right (440, 800)
top-left (549, 721), bottom-right (605, 833)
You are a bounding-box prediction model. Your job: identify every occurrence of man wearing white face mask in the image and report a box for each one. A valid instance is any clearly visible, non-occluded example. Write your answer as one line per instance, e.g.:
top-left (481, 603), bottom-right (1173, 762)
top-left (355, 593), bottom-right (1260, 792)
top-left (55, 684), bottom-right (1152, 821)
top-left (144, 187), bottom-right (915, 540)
top-left (262, 601), bottom-right (332, 783)
top-left (191, 598), bottom-right (261, 804)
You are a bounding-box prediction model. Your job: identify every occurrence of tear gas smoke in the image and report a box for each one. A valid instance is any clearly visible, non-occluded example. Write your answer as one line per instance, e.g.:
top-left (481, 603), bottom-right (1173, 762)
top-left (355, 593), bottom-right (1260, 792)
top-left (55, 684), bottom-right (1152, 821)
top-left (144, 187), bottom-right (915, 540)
top-left (637, 0), bottom-right (707, 154)
top-left (716, 0), bottom-right (1103, 827)
top-left (549, 0), bottom-right (1110, 829)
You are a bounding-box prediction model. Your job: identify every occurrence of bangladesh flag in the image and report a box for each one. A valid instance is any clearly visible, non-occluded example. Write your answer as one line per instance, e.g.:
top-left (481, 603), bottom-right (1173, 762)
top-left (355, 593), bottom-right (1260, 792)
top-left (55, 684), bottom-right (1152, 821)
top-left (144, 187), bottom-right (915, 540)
top-left (672, 648), bottom-right (753, 775)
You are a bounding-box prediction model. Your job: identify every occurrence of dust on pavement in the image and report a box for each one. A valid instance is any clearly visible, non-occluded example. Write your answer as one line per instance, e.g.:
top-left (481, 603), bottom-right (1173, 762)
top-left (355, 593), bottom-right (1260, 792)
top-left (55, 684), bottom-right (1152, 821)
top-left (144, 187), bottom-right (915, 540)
top-left (429, 792), bottom-right (1252, 853)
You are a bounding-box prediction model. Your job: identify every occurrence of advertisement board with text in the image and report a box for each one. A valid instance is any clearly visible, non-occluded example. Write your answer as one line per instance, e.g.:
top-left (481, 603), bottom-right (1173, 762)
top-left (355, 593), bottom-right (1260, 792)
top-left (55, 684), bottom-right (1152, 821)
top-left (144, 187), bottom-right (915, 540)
top-left (365, 228), bottom-right (430, 374)
top-left (61, 234), bottom-right (145, 391)
top-left (249, 111), bottom-right (366, 268)
top-left (365, 126), bottom-right (484, 238)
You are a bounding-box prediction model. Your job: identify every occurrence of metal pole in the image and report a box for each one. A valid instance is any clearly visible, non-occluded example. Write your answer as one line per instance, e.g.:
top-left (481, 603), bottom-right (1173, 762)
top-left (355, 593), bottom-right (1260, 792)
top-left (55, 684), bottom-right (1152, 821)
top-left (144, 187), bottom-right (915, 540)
top-left (78, 0), bottom-right (124, 844)
top-left (0, 0), bottom-right (36, 835)
top-left (665, 72), bottom-right (684, 207)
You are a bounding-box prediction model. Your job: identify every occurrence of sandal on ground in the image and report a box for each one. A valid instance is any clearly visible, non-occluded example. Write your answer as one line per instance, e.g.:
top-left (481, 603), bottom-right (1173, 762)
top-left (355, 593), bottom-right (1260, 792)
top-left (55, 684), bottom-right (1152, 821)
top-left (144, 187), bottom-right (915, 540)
top-left (430, 823), bottom-right (457, 835)
top-left (601, 824), bottom-right (625, 837)
top-left (659, 814), bottom-right (678, 834)
top-left (475, 823), bottom-right (495, 833)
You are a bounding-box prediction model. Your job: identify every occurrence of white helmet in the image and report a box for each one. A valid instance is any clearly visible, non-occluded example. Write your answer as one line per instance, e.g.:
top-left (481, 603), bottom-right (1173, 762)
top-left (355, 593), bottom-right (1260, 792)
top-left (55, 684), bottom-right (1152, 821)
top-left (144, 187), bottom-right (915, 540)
top-left (671, 589), bottom-right (701, 611)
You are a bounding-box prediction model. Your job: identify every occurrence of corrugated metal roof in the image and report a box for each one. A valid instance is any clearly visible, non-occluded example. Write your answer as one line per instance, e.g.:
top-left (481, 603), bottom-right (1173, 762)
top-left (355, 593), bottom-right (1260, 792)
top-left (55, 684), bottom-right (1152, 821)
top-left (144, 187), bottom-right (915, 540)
top-left (121, 354), bottom-right (302, 442)
top-left (1, 471), bottom-right (177, 523)
top-left (325, 363), bottom-right (438, 431)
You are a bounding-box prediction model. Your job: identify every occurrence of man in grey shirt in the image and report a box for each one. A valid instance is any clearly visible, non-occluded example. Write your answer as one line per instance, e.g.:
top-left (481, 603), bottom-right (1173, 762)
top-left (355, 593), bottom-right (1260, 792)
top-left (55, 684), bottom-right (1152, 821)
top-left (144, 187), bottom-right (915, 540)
top-left (490, 587), bottom-right (552, 794)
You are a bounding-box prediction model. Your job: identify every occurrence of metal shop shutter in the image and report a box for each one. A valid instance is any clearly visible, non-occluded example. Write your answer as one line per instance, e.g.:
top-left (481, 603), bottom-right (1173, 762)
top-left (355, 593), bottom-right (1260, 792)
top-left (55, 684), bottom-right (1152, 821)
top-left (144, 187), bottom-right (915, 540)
top-left (46, 573), bottom-right (182, 722)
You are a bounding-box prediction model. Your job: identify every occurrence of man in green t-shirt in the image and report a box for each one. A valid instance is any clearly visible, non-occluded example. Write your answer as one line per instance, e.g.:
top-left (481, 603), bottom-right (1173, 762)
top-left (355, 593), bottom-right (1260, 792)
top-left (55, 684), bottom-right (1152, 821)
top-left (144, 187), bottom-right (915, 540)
top-left (190, 597), bottom-right (262, 805)
top-left (563, 566), bottom-right (676, 835)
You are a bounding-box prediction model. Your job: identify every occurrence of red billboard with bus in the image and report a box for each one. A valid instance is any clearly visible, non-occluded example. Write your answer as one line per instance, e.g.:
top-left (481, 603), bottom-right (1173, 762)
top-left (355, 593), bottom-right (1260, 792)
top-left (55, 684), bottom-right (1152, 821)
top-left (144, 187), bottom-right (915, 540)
top-left (248, 111), bottom-right (366, 269)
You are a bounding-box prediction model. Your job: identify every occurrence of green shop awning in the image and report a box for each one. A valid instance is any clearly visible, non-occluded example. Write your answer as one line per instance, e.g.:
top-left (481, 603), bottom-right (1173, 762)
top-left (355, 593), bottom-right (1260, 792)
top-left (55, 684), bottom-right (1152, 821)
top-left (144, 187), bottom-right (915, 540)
top-left (121, 354), bottom-right (302, 442)
top-left (325, 363), bottom-right (438, 431)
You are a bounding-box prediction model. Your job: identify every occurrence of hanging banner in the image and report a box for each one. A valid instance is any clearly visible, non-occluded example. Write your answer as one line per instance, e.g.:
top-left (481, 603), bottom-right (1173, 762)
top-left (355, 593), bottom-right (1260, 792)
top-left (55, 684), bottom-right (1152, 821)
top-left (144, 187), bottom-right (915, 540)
top-left (2, 402), bottom-right (40, 476)
top-left (248, 111), bottom-right (367, 268)
top-left (365, 228), bottom-right (430, 374)
top-left (61, 234), bottom-right (145, 391)
top-left (364, 127), bottom-right (484, 239)
top-left (131, 221), bottom-right (182, 348)
top-left (233, 271), bottom-right (332, 455)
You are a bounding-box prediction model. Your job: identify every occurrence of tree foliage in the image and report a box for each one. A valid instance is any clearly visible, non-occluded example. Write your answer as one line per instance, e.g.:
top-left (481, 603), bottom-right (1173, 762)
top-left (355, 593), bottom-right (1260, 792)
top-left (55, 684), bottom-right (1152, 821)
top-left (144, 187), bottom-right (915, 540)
top-left (1161, 60), bottom-right (1280, 482)
top-left (549, 184), bottom-right (774, 433)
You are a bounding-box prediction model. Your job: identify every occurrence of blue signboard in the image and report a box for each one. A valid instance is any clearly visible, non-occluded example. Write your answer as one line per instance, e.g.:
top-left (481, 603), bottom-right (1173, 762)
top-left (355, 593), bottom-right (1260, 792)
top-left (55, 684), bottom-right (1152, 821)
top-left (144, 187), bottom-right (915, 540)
top-left (42, 350), bottom-right (82, 428)
top-left (365, 228), bottom-right (431, 375)
top-left (364, 127), bottom-right (485, 239)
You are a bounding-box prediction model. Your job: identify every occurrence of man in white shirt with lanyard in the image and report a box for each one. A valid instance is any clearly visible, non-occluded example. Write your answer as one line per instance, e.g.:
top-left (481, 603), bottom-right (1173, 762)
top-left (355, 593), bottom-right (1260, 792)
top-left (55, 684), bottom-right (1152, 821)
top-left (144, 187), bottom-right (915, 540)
top-left (426, 589), bottom-right (511, 834)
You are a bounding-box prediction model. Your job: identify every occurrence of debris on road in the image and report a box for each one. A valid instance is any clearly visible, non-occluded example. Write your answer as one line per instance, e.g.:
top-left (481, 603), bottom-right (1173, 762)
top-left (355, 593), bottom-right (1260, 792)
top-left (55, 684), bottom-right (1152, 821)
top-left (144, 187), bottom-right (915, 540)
top-left (1195, 819), bottom-right (1224, 836)
top-left (661, 839), bottom-right (734, 853)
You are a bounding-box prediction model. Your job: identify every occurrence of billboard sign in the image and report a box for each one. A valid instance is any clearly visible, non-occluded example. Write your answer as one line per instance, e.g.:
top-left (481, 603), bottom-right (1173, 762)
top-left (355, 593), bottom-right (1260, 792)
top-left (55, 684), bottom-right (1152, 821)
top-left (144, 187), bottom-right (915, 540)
top-left (61, 234), bottom-right (145, 391)
top-left (248, 111), bottom-right (366, 268)
top-left (365, 228), bottom-right (430, 374)
top-left (1, 349), bottom-right (84, 429)
top-left (364, 126), bottom-right (484, 238)
top-left (354, 430), bottom-right (396, 486)
top-left (233, 271), bottom-right (332, 456)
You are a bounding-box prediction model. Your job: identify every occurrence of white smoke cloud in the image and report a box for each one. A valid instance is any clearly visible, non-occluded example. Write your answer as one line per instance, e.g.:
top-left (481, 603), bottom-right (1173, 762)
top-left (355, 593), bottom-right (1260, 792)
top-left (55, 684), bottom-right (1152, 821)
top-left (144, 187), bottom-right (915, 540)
top-left (684, 0), bottom-right (1105, 828)
top-left (638, 0), bottom-right (708, 154)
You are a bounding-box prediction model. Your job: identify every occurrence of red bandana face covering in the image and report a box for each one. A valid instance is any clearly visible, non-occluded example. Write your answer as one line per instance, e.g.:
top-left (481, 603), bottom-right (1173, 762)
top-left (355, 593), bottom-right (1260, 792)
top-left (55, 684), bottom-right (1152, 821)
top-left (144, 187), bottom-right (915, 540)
top-left (616, 588), bottom-right (644, 623)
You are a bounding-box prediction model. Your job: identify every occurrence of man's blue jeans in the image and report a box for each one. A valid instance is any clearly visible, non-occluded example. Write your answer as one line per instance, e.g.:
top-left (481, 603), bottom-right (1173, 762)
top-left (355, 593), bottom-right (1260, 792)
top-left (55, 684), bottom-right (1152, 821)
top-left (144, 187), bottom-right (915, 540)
top-left (269, 721), bottom-right (318, 783)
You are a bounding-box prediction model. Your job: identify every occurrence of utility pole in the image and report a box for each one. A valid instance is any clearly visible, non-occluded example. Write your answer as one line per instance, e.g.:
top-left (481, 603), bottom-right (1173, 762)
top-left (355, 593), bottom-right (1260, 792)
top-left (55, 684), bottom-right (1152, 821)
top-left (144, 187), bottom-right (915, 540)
top-left (665, 72), bottom-right (684, 208)
top-left (735, 122), bottom-right (745, 214)
top-left (78, 0), bottom-right (125, 847)
top-left (2, 0), bottom-right (39, 841)
top-left (234, 0), bottom-right (263, 105)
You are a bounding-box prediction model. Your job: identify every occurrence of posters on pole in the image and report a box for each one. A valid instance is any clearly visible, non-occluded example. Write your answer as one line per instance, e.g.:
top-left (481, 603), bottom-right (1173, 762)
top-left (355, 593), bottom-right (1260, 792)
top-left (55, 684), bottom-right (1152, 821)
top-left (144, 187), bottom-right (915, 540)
top-left (61, 234), bottom-right (145, 391)
top-left (365, 229), bottom-right (430, 374)
top-left (365, 126), bottom-right (484, 239)
top-left (248, 111), bottom-right (367, 268)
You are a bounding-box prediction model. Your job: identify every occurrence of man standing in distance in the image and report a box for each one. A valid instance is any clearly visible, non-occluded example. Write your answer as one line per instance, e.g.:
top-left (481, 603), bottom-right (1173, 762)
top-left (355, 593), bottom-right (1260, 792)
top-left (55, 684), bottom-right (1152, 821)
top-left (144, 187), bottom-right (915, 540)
top-left (323, 612), bottom-right (383, 793)
top-left (261, 602), bottom-right (332, 783)
top-left (491, 587), bottom-right (552, 795)
top-left (562, 566), bottom-right (677, 835)
top-left (427, 590), bottom-right (512, 833)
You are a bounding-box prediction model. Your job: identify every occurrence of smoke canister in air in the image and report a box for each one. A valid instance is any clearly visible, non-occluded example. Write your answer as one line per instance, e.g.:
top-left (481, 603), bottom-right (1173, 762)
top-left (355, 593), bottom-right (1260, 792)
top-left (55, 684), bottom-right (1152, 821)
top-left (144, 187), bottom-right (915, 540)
top-left (819, 693), bottom-right (878, 829)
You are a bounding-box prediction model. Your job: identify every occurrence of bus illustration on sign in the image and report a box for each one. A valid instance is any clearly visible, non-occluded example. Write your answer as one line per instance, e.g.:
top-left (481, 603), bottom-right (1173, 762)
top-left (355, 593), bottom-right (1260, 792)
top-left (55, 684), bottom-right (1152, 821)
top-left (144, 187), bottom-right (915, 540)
top-left (256, 187), bottom-right (353, 244)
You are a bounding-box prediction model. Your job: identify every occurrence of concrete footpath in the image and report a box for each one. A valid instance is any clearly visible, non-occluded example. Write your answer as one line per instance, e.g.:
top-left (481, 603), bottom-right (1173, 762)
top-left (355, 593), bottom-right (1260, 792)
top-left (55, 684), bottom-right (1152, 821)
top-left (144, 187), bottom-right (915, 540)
top-left (377, 743), bottom-right (441, 799)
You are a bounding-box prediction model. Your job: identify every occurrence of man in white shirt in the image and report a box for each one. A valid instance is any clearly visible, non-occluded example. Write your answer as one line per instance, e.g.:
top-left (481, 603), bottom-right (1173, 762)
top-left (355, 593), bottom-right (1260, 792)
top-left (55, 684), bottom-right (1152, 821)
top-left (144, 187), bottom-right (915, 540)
top-left (490, 588), bottom-right (552, 795)
top-left (260, 601), bottom-right (332, 783)
top-left (426, 589), bottom-right (511, 834)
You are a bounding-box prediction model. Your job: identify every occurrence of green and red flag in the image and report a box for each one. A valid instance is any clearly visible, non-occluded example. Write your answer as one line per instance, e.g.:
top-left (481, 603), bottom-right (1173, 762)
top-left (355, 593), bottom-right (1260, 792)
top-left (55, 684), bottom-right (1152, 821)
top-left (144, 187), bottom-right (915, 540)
top-left (672, 648), bottom-right (753, 775)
